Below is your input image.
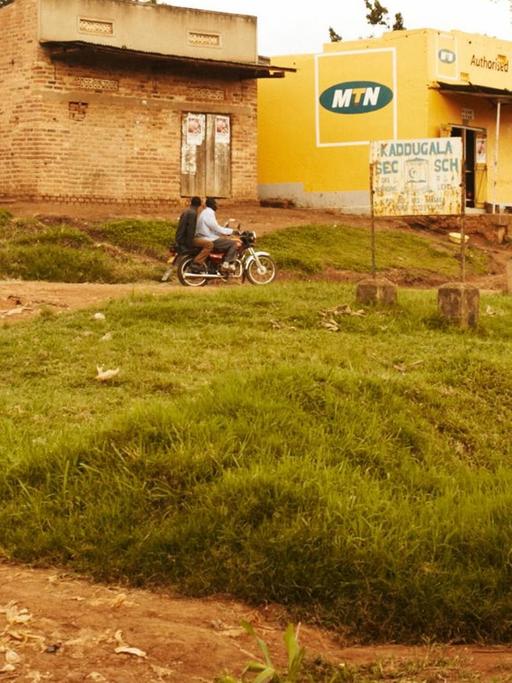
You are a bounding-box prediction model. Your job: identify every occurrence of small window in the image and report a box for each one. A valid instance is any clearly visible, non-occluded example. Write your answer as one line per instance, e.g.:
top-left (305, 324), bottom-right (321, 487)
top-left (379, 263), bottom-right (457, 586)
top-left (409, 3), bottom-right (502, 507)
top-left (188, 31), bottom-right (221, 48)
top-left (69, 102), bottom-right (88, 121)
top-left (79, 17), bottom-right (114, 36)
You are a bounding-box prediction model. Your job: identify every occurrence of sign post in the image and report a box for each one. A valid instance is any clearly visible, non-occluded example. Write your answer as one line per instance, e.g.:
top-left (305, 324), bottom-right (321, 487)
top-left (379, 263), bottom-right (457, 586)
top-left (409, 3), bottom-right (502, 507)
top-left (356, 157), bottom-right (397, 305)
top-left (369, 137), bottom-right (463, 217)
top-left (437, 155), bottom-right (479, 328)
top-left (358, 137), bottom-right (479, 325)
top-left (369, 161), bottom-right (377, 278)
top-left (358, 137), bottom-right (463, 306)
top-left (460, 162), bottom-right (467, 283)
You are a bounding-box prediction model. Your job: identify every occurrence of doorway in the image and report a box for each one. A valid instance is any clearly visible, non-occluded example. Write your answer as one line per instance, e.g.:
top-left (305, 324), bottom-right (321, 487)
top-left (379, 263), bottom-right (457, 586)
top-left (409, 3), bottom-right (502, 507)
top-left (180, 112), bottom-right (232, 198)
top-left (450, 126), bottom-right (486, 208)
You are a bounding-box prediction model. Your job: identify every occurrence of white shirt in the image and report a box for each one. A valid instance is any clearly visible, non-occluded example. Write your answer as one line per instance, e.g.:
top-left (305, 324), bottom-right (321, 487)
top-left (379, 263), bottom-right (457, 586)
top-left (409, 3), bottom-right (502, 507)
top-left (195, 207), bottom-right (233, 241)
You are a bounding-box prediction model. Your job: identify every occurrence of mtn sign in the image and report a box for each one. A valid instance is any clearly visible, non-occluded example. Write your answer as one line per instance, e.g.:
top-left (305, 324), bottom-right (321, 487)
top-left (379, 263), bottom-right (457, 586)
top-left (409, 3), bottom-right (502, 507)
top-left (319, 81), bottom-right (393, 115)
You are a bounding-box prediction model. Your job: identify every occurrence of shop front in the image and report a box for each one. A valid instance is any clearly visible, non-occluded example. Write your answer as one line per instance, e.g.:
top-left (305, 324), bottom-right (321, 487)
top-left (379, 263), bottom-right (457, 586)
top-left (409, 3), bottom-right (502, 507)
top-left (258, 28), bottom-right (512, 213)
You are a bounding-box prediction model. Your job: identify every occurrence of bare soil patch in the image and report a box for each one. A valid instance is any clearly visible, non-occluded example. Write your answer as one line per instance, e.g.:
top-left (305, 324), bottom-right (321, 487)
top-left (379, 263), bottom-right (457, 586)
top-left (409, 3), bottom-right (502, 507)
top-left (6, 200), bottom-right (380, 232)
top-left (0, 281), bottom-right (181, 325)
top-left (2, 563), bottom-right (512, 682)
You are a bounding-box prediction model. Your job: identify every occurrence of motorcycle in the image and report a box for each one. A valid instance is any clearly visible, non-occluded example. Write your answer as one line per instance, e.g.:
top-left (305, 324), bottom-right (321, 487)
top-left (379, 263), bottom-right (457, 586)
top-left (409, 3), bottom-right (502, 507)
top-left (164, 230), bottom-right (277, 287)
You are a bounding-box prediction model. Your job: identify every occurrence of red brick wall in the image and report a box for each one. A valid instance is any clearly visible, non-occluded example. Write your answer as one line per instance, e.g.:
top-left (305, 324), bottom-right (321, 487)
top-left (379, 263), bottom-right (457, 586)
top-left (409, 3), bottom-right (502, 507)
top-left (0, 0), bottom-right (40, 199)
top-left (0, 0), bottom-right (259, 210)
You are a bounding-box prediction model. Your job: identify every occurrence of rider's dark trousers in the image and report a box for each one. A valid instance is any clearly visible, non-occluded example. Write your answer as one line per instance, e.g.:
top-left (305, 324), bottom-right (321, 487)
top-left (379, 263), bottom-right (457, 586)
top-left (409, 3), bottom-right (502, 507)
top-left (212, 238), bottom-right (238, 262)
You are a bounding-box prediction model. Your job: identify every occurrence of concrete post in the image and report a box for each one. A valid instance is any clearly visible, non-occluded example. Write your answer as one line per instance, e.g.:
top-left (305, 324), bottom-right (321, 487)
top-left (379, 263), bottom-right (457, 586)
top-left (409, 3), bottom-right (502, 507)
top-left (437, 283), bottom-right (480, 328)
top-left (356, 277), bottom-right (397, 306)
top-left (506, 260), bottom-right (512, 294)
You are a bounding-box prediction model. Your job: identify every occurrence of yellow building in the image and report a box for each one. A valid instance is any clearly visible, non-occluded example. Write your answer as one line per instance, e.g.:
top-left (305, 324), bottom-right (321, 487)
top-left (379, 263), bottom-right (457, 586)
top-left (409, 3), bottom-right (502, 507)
top-left (258, 29), bottom-right (512, 212)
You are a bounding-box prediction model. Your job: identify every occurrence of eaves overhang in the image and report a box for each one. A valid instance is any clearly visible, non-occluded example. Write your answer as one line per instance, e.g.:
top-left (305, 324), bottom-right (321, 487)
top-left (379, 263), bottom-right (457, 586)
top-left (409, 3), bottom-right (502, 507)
top-left (435, 81), bottom-right (512, 103)
top-left (41, 40), bottom-right (296, 79)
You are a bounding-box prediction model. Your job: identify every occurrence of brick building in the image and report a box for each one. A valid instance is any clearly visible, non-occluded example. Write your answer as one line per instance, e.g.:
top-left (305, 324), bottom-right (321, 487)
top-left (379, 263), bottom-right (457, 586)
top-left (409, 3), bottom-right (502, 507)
top-left (0, 0), bottom-right (290, 210)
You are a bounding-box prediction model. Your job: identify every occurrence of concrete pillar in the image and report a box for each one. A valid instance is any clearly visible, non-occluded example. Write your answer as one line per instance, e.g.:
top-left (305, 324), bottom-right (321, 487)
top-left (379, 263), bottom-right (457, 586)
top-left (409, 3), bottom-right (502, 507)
top-left (356, 277), bottom-right (397, 306)
top-left (506, 260), bottom-right (512, 294)
top-left (437, 283), bottom-right (480, 328)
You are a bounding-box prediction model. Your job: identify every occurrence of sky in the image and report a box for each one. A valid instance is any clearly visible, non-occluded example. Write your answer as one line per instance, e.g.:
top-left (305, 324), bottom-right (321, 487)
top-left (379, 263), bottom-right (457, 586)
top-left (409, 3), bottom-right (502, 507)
top-left (161, 0), bottom-right (512, 56)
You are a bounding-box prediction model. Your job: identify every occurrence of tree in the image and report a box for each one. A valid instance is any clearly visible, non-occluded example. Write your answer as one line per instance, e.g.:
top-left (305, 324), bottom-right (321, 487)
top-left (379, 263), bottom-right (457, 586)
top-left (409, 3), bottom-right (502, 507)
top-left (364, 0), bottom-right (389, 26)
top-left (392, 12), bottom-right (405, 30)
top-left (329, 26), bottom-right (342, 42)
top-left (364, 1), bottom-right (406, 30)
top-left (328, 1), bottom-right (405, 42)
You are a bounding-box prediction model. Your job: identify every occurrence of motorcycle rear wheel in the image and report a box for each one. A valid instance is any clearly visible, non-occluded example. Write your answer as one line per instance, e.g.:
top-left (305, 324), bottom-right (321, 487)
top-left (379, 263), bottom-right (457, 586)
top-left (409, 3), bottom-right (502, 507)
top-left (245, 255), bottom-right (276, 285)
top-left (177, 256), bottom-right (208, 287)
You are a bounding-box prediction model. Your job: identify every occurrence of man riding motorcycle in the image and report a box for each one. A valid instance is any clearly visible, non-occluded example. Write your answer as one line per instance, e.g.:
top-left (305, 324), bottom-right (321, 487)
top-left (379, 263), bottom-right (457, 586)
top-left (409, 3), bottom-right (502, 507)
top-left (194, 197), bottom-right (240, 272)
top-left (174, 196), bottom-right (216, 274)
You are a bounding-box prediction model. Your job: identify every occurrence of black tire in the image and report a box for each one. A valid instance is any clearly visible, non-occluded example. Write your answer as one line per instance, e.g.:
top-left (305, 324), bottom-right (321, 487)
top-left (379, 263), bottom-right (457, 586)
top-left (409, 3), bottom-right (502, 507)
top-left (245, 255), bottom-right (276, 285)
top-left (177, 256), bottom-right (207, 287)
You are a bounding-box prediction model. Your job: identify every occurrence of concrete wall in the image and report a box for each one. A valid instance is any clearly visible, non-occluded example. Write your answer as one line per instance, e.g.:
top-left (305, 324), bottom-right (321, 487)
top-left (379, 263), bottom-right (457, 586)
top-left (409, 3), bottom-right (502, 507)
top-left (258, 183), bottom-right (369, 212)
top-left (39, 0), bottom-right (258, 64)
top-left (258, 32), bottom-right (430, 213)
top-left (258, 28), bottom-right (512, 211)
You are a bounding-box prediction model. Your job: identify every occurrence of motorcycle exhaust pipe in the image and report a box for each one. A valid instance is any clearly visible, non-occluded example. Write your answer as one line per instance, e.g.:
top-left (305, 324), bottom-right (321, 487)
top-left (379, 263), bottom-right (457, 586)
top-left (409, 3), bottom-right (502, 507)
top-left (184, 272), bottom-right (224, 279)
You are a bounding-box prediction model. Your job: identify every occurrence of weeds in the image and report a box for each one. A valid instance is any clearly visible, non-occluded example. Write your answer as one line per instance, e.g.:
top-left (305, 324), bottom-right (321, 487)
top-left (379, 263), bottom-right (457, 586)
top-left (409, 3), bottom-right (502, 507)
top-left (0, 212), bottom-right (490, 283)
top-left (301, 651), bottom-right (480, 682)
top-left (217, 623), bottom-right (305, 683)
top-left (1, 283), bottom-right (512, 641)
top-left (95, 218), bottom-right (174, 258)
top-left (0, 215), bottom-right (167, 282)
top-left (259, 224), bottom-right (488, 279)
top-left (217, 626), bottom-right (478, 682)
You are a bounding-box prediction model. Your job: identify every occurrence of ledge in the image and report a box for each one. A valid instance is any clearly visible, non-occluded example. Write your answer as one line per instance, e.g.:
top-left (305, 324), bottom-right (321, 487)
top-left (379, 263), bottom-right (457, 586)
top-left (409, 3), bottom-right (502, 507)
top-left (42, 40), bottom-right (295, 79)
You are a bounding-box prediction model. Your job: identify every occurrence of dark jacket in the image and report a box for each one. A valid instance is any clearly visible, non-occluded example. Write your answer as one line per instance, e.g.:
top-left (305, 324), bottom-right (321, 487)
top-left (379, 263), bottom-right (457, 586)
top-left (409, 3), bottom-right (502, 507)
top-left (174, 207), bottom-right (197, 251)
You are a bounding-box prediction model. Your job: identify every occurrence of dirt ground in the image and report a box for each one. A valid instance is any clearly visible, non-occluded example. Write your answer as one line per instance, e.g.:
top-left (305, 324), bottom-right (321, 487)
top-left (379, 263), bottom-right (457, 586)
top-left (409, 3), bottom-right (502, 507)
top-left (5, 201), bottom-right (376, 234)
top-left (0, 204), bottom-right (383, 324)
top-left (2, 562), bottom-right (512, 682)
top-left (2, 205), bottom-right (512, 680)
top-left (0, 281), bottom-right (181, 323)
top-left (0, 204), bottom-right (510, 323)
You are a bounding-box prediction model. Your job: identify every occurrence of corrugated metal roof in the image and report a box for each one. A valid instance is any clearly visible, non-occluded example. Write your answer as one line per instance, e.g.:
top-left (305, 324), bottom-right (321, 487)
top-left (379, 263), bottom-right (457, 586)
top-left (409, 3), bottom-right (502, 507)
top-left (42, 40), bottom-right (295, 79)
top-left (436, 81), bottom-right (512, 101)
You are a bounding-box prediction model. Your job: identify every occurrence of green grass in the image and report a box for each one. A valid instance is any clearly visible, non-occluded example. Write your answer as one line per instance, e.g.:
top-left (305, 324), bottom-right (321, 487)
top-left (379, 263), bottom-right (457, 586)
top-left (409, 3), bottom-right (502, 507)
top-left (0, 211), bottom-right (490, 283)
top-left (259, 224), bottom-right (488, 279)
top-left (220, 649), bottom-right (480, 682)
top-left (1, 282), bottom-right (512, 643)
top-left (0, 215), bottom-right (169, 282)
top-left (299, 651), bottom-right (480, 682)
top-left (93, 218), bottom-right (174, 258)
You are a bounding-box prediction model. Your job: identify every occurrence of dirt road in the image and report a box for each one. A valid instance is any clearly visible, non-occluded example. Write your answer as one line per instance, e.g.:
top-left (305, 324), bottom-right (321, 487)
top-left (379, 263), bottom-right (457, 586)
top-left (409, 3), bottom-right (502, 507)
top-left (2, 563), bottom-right (512, 682)
top-left (0, 280), bottom-right (185, 324)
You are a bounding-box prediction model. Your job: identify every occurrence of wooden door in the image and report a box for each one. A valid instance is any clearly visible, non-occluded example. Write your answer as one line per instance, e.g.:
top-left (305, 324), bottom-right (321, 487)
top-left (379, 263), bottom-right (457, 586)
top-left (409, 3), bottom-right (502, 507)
top-left (474, 132), bottom-right (487, 209)
top-left (205, 114), bottom-right (231, 197)
top-left (180, 113), bottom-right (206, 197)
top-left (181, 113), bottom-right (231, 198)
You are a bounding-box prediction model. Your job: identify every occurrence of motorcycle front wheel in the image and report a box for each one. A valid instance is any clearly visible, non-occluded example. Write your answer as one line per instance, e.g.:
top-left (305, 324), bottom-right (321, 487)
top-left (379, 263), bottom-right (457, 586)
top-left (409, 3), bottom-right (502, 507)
top-left (245, 255), bottom-right (277, 285)
top-left (177, 256), bottom-right (208, 287)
